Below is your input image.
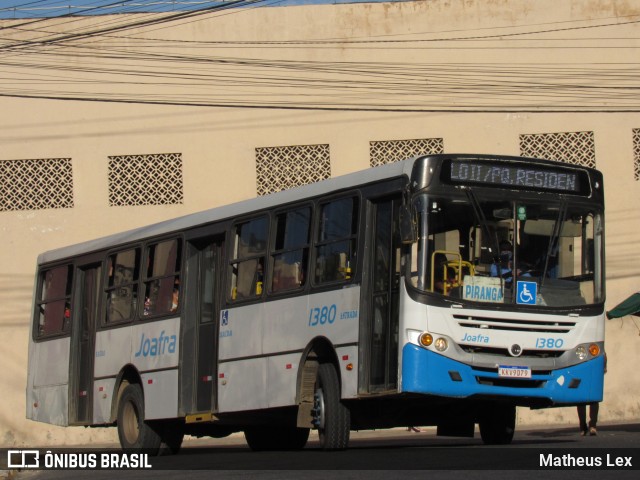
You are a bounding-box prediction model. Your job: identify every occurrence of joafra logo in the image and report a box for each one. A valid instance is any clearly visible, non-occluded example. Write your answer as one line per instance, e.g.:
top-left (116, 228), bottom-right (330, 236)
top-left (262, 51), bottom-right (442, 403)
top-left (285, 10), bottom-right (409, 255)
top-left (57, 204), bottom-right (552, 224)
top-left (134, 330), bottom-right (177, 358)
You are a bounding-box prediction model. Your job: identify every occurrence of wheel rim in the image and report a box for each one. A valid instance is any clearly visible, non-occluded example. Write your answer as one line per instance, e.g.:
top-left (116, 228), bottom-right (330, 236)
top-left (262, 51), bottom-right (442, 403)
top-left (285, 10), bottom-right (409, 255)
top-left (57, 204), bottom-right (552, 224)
top-left (313, 387), bottom-right (326, 430)
top-left (122, 400), bottom-right (140, 445)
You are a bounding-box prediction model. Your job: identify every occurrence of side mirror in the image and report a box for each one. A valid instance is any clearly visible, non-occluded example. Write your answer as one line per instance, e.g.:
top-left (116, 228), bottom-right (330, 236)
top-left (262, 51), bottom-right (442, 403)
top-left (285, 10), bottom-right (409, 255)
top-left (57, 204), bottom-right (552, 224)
top-left (399, 205), bottom-right (417, 244)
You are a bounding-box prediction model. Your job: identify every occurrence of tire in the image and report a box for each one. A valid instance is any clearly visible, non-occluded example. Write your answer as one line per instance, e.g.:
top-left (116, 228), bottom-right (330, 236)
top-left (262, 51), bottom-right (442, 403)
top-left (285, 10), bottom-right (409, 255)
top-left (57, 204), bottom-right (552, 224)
top-left (117, 384), bottom-right (162, 454)
top-left (479, 404), bottom-right (516, 445)
top-left (313, 363), bottom-right (350, 450)
top-left (245, 426), bottom-right (309, 451)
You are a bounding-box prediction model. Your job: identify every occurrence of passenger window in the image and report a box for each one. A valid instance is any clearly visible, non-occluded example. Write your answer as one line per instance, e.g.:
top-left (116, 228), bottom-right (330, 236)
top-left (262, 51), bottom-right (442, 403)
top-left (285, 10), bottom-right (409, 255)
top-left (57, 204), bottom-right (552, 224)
top-left (36, 265), bottom-right (73, 337)
top-left (230, 216), bottom-right (268, 300)
top-left (143, 239), bottom-right (182, 317)
top-left (271, 207), bottom-right (311, 293)
top-left (314, 197), bottom-right (358, 284)
top-left (105, 248), bottom-right (140, 323)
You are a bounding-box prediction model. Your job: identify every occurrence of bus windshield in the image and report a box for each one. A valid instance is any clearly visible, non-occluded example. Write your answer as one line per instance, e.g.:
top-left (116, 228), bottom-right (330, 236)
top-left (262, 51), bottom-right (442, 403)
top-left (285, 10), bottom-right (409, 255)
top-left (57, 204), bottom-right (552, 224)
top-left (409, 192), bottom-right (604, 307)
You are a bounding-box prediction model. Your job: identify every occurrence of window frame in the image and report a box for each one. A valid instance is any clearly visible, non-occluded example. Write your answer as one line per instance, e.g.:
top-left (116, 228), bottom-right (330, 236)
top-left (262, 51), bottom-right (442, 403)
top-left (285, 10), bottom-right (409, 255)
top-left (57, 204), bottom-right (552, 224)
top-left (269, 203), bottom-right (313, 295)
top-left (103, 246), bottom-right (142, 326)
top-left (141, 237), bottom-right (183, 319)
top-left (312, 195), bottom-right (360, 287)
top-left (228, 214), bottom-right (270, 302)
top-left (34, 263), bottom-right (74, 340)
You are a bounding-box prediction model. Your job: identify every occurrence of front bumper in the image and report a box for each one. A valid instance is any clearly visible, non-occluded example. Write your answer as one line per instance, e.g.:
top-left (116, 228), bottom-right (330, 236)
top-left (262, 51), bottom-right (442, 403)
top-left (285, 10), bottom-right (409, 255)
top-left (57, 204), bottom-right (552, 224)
top-left (401, 343), bottom-right (604, 405)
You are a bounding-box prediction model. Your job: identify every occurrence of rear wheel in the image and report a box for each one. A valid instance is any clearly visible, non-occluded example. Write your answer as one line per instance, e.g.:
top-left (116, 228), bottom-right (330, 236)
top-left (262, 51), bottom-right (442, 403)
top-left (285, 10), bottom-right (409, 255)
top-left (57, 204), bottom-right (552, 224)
top-left (313, 363), bottom-right (350, 450)
top-left (117, 384), bottom-right (162, 454)
top-left (479, 404), bottom-right (516, 445)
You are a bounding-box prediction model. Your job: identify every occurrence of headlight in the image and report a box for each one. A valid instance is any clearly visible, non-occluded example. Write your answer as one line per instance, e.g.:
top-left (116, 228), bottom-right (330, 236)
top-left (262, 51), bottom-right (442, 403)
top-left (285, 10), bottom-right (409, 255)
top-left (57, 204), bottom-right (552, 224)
top-left (588, 344), bottom-right (600, 357)
top-left (434, 337), bottom-right (448, 352)
top-left (575, 345), bottom-right (587, 360)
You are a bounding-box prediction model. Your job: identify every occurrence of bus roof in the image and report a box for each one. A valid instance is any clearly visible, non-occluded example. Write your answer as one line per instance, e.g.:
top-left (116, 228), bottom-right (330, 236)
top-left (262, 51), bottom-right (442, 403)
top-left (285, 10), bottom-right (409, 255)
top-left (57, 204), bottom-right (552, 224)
top-left (38, 157), bottom-right (416, 265)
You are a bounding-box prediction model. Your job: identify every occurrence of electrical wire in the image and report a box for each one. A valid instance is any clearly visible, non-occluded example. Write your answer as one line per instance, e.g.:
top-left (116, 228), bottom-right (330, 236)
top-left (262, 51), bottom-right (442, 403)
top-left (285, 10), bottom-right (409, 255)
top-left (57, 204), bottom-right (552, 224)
top-left (0, 1), bottom-right (269, 51)
top-left (0, 3), bottom-right (638, 112)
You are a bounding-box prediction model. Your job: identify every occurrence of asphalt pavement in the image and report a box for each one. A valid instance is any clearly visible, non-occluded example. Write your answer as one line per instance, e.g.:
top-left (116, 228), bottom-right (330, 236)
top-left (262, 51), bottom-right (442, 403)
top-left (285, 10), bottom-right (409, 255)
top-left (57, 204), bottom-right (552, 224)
top-left (2, 422), bottom-right (639, 480)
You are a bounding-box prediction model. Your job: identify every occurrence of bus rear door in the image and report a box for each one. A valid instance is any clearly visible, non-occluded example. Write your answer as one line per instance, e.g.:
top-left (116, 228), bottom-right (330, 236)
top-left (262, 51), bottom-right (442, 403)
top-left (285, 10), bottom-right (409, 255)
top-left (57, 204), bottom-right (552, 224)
top-left (69, 259), bottom-right (101, 425)
top-left (184, 235), bottom-right (225, 415)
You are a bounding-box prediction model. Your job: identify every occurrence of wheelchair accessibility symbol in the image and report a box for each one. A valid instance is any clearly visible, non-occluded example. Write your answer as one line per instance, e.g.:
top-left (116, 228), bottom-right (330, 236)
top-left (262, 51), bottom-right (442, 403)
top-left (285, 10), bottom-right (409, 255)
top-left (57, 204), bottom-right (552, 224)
top-left (516, 281), bottom-right (537, 305)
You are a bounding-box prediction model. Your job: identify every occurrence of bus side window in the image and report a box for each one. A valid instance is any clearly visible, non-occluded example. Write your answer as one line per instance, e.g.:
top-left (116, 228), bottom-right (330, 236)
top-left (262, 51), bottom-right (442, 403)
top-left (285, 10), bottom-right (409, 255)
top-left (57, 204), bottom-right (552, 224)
top-left (105, 248), bottom-right (140, 323)
top-left (143, 239), bottom-right (182, 317)
top-left (314, 197), bottom-right (357, 284)
top-left (230, 216), bottom-right (268, 300)
top-left (271, 206), bottom-right (311, 293)
top-left (36, 265), bottom-right (73, 337)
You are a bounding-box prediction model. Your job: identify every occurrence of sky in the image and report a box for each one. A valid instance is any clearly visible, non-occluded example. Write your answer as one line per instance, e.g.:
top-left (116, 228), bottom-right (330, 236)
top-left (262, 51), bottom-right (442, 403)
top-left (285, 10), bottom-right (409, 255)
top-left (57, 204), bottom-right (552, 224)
top-left (0, 0), bottom-right (410, 19)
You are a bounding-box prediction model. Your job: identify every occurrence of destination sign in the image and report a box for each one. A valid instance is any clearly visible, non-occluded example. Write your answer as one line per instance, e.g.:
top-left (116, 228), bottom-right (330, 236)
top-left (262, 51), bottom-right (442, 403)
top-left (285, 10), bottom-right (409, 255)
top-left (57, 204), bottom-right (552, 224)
top-left (448, 160), bottom-right (583, 193)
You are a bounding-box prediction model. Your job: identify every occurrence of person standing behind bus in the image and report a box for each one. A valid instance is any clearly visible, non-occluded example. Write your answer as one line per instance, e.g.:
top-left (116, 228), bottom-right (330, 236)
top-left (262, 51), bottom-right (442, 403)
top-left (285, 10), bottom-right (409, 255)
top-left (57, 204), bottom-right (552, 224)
top-left (577, 352), bottom-right (607, 436)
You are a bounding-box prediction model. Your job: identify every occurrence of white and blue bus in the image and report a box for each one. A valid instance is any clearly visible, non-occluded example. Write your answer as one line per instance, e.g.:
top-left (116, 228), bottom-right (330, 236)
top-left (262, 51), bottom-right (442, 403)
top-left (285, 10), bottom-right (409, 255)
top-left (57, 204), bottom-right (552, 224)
top-left (27, 154), bottom-right (605, 452)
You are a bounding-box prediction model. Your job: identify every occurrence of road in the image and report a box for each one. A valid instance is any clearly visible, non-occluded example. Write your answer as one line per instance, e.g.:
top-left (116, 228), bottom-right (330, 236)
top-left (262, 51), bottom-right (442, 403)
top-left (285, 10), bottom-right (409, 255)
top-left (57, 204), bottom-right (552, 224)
top-left (4, 422), bottom-right (640, 480)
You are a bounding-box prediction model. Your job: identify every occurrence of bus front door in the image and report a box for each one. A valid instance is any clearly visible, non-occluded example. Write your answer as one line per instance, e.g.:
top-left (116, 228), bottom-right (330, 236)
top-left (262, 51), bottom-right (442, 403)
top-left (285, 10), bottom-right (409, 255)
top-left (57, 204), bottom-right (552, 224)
top-left (367, 197), bottom-right (401, 392)
top-left (69, 261), bottom-right (101, 425)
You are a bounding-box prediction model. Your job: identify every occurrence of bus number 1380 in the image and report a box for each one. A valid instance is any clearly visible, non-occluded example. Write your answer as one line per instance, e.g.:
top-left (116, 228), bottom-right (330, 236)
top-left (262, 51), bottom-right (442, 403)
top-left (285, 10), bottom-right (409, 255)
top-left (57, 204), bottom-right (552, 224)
top-left (535, 337), bottom-right (564, 349)
top-left (308, 305), bottom-right (337, 327)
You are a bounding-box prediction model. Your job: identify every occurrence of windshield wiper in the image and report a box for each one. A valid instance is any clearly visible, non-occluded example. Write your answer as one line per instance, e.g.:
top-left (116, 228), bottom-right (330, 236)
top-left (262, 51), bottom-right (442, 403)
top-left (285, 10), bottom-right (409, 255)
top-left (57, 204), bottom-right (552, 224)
top-left (465, 189), bottom-right (504, 285)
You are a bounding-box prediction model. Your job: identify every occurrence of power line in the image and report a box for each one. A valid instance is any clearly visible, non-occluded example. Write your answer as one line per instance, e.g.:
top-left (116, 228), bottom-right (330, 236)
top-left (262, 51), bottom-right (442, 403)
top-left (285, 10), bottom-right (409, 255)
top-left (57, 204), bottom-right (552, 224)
top-left (2, 90), bottom-right (639, 112)
top-left (0, 1), bottom-right (268, 50)
top-left (0, 4), bottom-right (638, 112)
top-left (0, 1), bottom-right (234, 17)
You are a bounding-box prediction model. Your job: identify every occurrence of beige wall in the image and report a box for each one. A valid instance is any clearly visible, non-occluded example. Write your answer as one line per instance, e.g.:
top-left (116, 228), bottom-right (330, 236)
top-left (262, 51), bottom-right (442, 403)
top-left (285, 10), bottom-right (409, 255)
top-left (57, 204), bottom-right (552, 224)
top-left (2, 1), bottom-right (640, 446)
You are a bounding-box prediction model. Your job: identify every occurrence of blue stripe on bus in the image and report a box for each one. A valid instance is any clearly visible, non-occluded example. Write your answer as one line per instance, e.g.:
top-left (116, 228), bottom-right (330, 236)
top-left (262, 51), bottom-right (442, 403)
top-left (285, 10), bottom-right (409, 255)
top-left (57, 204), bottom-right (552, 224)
top-left (401, 343), bottom-right (604, 404)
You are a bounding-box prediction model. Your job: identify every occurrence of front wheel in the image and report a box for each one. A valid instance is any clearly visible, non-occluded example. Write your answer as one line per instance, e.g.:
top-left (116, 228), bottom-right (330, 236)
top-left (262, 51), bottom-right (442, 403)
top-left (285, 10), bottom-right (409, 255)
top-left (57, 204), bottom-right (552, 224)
top-left (479, 404), bottom-right (516, 445)
top-left (313, 363), bottom-right (350, 450)
top-left (117, 384), bottom-right (162, 454)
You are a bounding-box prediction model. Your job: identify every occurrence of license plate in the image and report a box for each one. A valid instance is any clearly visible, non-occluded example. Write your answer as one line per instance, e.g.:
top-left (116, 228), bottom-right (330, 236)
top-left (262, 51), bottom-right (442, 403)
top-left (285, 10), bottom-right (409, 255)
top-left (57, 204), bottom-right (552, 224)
top-left (498, 365), bottom-right (531, 379)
